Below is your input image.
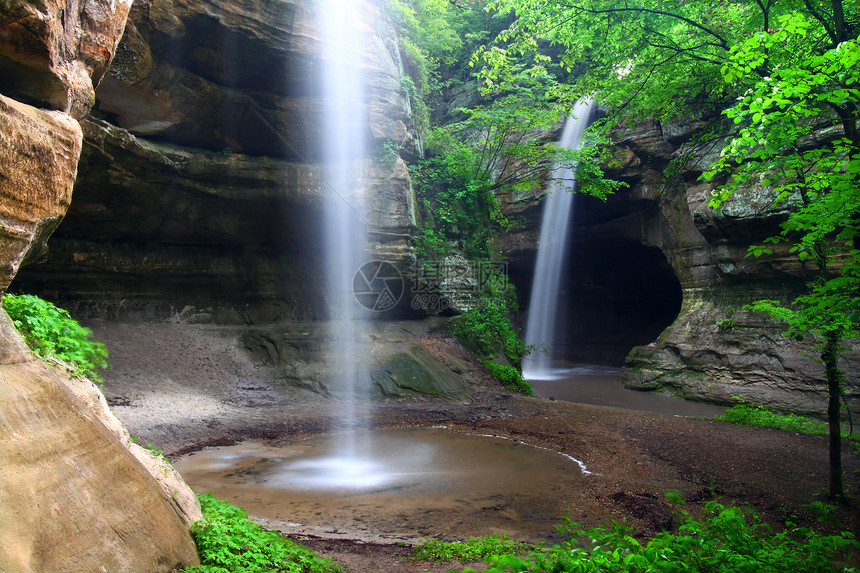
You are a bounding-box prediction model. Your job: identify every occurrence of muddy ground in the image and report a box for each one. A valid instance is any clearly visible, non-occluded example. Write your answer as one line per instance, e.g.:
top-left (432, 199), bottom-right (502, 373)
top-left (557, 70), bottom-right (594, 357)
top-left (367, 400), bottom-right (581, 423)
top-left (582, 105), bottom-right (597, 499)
top-left (91, 321), bottom-right (859, 572)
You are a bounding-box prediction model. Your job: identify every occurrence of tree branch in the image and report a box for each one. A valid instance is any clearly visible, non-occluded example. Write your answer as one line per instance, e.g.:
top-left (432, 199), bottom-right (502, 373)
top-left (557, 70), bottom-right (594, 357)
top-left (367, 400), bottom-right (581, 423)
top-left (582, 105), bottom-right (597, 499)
top-left (556, 1), bottom-right (731, 51)
top-left (803, 0), bottom-right (838, 46)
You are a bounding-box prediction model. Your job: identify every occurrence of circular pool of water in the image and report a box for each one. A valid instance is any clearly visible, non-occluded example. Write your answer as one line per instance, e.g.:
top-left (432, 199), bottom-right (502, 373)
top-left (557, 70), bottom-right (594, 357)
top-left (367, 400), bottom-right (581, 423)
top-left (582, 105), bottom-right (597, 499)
top-left (175, 428), bottom-right (586, 542)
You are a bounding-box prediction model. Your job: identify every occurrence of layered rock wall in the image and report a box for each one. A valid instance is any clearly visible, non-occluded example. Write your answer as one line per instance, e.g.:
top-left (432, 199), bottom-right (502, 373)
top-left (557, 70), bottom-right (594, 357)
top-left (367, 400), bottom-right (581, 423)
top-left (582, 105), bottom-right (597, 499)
top-left (501, 118), bottom-right (859, 417)
top-left (13, 0), bottom-right (418, 322)
top-left (0, 0), bottom-right (202, 569)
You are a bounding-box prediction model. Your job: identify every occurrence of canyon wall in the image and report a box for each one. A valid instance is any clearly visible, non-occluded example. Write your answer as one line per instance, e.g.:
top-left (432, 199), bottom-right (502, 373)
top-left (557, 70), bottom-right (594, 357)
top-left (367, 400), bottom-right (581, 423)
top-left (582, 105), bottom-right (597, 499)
top-left (9, 0), bottom-right (856, 420)
top-left (13, 0), bottom-right (418, 323)
top-left (501, 118), bottom-right (859, 417)
top-left (0, 0), bottom-right (201, 570)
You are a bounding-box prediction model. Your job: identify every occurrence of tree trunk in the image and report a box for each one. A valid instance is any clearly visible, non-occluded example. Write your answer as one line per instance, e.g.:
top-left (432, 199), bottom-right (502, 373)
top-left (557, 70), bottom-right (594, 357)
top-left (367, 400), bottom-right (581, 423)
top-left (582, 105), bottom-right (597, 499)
top-left (822, 332), bottom-right (844, 501)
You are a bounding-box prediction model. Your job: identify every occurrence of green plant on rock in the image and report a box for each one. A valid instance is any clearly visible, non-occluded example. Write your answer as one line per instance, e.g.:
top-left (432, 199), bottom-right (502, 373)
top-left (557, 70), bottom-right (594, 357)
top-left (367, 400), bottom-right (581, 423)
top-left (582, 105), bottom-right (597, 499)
top-left (409, 126), bottom-right (497, 259)
top-left (376, 138), bottom-right (403, 170)
top-left (184, 494), bottom-right (340, 573)
top-left (482, 360), bottom-right (533, 395)
top-left (2, 293), bottom-right (110, 383)
top-left (448, 271), bottom-right (527, 364)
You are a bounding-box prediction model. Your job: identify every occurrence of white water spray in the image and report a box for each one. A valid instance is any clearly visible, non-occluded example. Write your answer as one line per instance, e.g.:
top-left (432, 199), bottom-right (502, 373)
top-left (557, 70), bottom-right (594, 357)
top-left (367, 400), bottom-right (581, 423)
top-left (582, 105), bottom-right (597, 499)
top-left (523, 100), bottom-right (595, 380)
top-left (320, 0), bottom-right (368, 462)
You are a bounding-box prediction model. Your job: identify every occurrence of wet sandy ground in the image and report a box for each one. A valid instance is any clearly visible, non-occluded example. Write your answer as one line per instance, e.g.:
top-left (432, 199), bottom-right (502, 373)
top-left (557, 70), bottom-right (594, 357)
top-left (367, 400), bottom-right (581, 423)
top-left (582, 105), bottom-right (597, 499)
top-left (91, 321), bottom-right (859, 572)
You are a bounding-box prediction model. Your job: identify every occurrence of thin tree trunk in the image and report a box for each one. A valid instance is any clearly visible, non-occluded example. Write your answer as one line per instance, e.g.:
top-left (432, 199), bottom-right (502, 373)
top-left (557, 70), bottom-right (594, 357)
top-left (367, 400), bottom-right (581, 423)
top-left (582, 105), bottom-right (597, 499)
top-left (822, 332), bottom-right (844, 501)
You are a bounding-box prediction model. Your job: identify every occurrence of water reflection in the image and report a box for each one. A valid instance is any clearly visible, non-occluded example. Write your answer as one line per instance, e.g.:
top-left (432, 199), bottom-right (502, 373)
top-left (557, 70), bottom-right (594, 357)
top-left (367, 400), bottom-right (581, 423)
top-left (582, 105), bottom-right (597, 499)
top-left (176, 428), bottom-right (585, 541)
top-left (528, 363), bottom-right (725, 418)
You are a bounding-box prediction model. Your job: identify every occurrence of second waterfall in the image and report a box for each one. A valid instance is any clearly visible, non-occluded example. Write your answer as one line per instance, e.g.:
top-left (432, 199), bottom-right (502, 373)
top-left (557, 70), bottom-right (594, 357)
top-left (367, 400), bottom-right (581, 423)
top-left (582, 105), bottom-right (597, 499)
top-left (523, 101), bottom-right (596, 380)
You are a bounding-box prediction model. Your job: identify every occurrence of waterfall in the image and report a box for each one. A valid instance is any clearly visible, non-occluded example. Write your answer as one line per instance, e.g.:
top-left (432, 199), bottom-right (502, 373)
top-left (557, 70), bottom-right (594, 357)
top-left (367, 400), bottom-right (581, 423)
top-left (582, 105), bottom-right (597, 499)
top-left (523, 100), bottom-right (595, 380)
top-left (320, 0), bottom-right (368, 458)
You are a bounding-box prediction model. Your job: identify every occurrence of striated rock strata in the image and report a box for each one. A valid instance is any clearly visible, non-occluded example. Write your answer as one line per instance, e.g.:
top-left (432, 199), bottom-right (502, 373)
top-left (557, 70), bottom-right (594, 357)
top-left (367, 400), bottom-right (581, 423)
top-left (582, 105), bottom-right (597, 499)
top-left (501, 118), bottom-right (859, 417)
top-left (13, 0), bottom-right (418, 323)
top-left (1, 0), bottom-right (202, 569)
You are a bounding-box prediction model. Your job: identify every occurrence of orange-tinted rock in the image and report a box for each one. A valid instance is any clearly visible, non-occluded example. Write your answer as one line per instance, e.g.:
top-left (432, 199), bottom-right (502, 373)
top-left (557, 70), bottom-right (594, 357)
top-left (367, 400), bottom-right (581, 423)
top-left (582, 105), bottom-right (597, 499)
top-left (0, 317), bottom-right (199, 572)
top-left (0, 93), bottom-right (82, 294)
top-left (0, 0), bottom-right (133, 118)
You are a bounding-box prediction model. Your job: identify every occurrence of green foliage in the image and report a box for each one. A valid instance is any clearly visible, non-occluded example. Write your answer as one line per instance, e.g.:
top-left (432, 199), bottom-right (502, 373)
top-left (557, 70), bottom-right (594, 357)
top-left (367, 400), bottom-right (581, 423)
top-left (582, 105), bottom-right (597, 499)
top-left (453, 500), bottom-right (858, 573)
top-left (716, 402), bottom-right (858, 444)
top-left (184, 494), bottom-right (340, 573)
top-left (482, 360), bottom-right (533, 395)
top-left (477, 0), bottom-right (857, 500)
top-left (716, 306), bottom-right (736, 331)
top-left (384, 0), bottom-right (473, 130)
top-left (705, 31), bottom-right (860, 345)
top-left (413, 535), bottom-right (533, 562)
top-left (447, 272), bottom-right (529, 367)
top-left (410, 126), bottom-right (497, 258)
top-left (376, 138), bottom-right (403, 170)
top-left (702, 16), bottom-right (859, 499)
top-left (455, 74), bottom-right (624, 200)
top-left (2, 293), bottom-right (110, 383)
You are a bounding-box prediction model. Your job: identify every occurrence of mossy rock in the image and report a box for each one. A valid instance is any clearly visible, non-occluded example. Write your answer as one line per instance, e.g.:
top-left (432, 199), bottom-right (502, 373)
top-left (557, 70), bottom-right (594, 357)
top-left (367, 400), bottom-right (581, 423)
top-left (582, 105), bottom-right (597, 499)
top-left (372, 344), bottom-right (470, 402)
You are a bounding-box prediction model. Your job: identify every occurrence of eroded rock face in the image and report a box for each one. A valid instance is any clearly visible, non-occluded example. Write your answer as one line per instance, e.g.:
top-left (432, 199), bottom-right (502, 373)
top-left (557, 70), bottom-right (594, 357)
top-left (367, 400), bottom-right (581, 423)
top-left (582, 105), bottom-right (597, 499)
top-left (0, 94), bottom-right (81, 294)
top-left (13, 0), bottom-right (418, 322)
top-left (0, 332), bottom-right (199, 572)
top-left (0, 0), bottom-right (133, 118)
top-left (501, 118), bottom-right (859, 416)
top-left (1, 0), bottom-right (203, 569)
top-left (93, 0), bottom-right (418, 159)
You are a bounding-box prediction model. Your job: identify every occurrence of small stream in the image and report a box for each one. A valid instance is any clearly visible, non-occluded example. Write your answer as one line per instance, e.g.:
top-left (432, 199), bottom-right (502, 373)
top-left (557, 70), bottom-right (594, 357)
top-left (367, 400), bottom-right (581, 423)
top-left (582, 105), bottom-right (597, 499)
top-left (528, 363), bottom-right (726, 418)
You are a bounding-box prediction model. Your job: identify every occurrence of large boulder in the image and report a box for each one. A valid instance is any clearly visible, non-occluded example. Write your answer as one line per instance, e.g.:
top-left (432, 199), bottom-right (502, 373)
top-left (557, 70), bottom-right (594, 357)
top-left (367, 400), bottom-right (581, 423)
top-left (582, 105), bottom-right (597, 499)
top-left (1, 0), bottom-right (203, 569)
top-left (0, 319), bottom-right (199, 572)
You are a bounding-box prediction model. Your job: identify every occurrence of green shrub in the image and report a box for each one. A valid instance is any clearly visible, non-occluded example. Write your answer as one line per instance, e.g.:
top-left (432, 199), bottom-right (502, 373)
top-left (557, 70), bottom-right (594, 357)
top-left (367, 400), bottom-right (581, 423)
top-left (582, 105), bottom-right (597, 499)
top-left (184, 494), bottom-right (340, 573)
top-left (453, 499), bottom-right (858, 573)
top-left (483, 361), bottom-right (533, 395)
top-left (409, 127), bottom-right (497, 259)
top-left (447, 272), bottom-right (529, 365)
top-left (2, 293), bottom-right (109, 382)
top-left (413, 535), bottom-right (532, 563)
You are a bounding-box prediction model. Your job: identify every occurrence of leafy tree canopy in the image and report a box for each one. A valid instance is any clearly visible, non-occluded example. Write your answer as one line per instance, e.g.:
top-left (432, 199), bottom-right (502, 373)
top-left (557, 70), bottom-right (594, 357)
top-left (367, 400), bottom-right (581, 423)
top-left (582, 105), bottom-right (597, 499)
top-left (477, 0), bottom-right (856, 124)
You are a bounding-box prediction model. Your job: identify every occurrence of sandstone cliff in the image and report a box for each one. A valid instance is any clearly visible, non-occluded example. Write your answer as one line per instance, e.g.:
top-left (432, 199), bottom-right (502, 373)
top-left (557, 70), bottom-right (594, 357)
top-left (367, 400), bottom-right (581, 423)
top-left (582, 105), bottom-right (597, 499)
top-left (0, 0), bottom-right (201, 569)
top-left (14, 0), bottom-right (418, 323)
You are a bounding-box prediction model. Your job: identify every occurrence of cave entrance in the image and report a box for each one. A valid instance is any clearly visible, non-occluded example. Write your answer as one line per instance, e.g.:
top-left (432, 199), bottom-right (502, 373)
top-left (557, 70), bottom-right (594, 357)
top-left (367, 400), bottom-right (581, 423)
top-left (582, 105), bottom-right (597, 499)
top-left (549, 238), bottom-right (682, 366)
top-left (512, 232), bottom-right (682, 368)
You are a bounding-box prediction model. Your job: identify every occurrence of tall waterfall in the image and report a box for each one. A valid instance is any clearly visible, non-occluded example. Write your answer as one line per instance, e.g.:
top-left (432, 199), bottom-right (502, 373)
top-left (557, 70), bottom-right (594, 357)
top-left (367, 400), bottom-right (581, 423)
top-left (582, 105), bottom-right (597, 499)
top-left (523, 100), bottom-right (595, 380)
top-left (320, 0), bottom-right (368, 457)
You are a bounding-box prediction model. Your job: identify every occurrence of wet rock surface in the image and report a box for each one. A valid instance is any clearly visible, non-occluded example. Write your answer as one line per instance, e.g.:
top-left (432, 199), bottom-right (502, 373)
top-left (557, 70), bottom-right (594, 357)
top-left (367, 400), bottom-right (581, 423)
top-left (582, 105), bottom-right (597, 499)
top-left (13, 0), bottom-right (418, 323)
